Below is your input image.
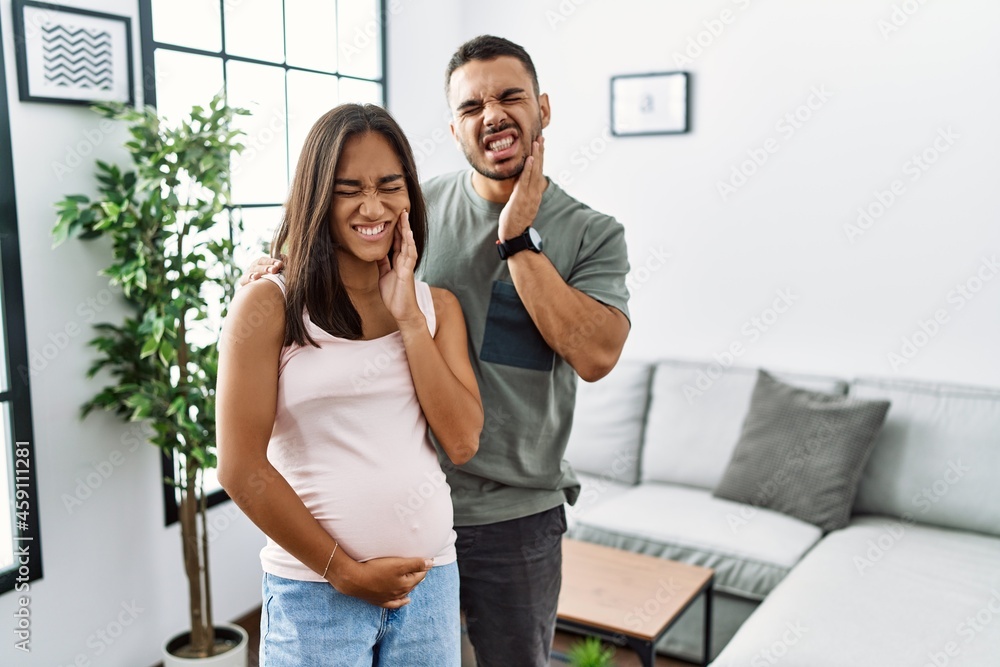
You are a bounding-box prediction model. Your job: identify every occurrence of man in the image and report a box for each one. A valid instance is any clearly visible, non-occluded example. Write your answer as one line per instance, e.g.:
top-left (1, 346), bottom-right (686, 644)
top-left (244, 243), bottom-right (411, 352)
top-left (422, 35), bottom-right (630, 666)
top-left (246, 35), bottom-right (631, 666)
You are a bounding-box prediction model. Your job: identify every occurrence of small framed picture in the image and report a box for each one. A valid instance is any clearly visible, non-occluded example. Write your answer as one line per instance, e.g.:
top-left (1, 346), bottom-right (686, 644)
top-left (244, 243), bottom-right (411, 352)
top-left (611, 72), bottom-right (690, 137)
top-left (12, 0), bottom-right (134, 105)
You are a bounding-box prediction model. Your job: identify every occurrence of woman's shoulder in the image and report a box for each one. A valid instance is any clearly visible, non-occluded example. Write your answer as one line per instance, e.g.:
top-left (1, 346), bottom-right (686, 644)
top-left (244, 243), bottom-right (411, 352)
top-left (235, 276), bottom-right (286, 308)
top-left (224, 279), bottom-right (286, 345)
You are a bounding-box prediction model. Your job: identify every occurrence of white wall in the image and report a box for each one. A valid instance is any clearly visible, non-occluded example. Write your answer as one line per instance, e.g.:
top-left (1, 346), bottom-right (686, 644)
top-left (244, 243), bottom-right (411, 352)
top-left (389, 0), bottom-right (1000, 388)
top-left (0, 2), bottom-right (264, 666)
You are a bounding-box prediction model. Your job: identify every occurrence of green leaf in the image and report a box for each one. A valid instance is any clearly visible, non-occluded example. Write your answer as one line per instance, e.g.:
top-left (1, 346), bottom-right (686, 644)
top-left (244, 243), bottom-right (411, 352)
top-left (139, 337), bottom-right (159, 358)
top-left (166, 395), bottom-right (186, 417)
top-left (52, 218), bottom-right (71, 247)
top-left (159, 338), bottom-right (175, 362)
top-left (100, 201), bottom-right (121, 219)
top-left (152, 317), bottom-right (165, 342)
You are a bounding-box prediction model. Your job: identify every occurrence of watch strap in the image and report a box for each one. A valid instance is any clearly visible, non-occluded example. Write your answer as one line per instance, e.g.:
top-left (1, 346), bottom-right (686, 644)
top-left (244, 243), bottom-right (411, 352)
top-left (496, 228), bottom-right (537, 260)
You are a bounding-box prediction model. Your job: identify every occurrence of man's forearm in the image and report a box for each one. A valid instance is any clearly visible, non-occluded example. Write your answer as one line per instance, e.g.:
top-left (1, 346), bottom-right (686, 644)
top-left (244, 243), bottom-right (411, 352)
top-left (507, 250), bottom-right (629, 381)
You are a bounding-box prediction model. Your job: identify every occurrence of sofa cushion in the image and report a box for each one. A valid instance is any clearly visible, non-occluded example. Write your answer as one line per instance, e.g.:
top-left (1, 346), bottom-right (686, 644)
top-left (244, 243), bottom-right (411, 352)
top-left (565, 360), bottom-right (653, 484)
top-left (851, 377), bottom-right (1000, 538)
top-left (710, 516), bottom-right (1000, 667)
top-left (713, 371), bottom-right (890, 532)
top-left (566, 472), bottom-right (635, 533)
top-left (567, 483), bottom-right (823, 600)
top-left (641, 360), bottom-right (847, 489)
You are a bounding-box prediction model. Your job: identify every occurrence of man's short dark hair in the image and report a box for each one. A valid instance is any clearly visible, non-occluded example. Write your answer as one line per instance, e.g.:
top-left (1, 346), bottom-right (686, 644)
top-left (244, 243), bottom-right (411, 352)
top-left (445, 35), bottom-right (540, 98)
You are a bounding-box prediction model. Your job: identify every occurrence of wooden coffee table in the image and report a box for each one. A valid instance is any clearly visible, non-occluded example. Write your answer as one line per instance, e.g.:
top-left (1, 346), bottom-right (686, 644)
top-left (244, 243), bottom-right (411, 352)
top-left (556, 538), bottom-right (714, 667)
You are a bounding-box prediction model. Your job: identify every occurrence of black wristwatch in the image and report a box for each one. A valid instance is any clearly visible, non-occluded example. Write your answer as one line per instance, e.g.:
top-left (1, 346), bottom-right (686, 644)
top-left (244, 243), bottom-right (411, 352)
top-left (496, 227), bottom-right (543, 260)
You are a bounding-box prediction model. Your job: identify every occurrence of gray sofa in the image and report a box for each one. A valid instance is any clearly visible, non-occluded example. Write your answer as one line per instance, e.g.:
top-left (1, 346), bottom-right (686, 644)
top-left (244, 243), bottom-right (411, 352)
top-left (563, 358), bottom-right (1000, 665)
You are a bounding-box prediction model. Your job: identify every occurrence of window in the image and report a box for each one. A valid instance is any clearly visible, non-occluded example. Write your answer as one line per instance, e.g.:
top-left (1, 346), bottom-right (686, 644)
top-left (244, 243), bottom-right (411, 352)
top-left (138, 0), bottom-right (387, 523)
top-left (0, 15), bottom-right (42, 595)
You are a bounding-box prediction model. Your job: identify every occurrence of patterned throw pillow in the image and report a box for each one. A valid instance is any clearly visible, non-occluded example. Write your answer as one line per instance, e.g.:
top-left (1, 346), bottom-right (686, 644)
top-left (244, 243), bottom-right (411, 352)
top-left (713, 370), bottom-right (891, 532)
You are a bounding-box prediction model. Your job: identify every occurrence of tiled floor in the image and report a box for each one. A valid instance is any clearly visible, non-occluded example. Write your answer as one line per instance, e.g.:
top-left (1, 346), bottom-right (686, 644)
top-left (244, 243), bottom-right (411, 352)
top-left (234, 607), bottom-right (696, 667)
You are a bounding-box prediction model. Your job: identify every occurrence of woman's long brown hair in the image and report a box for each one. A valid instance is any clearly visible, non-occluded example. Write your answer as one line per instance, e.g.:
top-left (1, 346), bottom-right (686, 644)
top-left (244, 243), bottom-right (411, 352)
top-left (272, 104), bottom-right (428, 347)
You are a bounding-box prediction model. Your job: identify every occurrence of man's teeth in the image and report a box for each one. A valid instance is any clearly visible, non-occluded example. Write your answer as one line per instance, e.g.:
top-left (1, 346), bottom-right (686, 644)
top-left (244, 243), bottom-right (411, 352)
top-left (356, 223), bottom-right (385, 237)
top-left (488, 136), bottom-right (514, 151)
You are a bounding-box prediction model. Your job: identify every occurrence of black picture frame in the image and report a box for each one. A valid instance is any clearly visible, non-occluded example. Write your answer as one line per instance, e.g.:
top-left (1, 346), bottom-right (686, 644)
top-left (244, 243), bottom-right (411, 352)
top-left (611, 71), bottom-right (690, 137)
top-left (12, 0), bottom-right (134, 106)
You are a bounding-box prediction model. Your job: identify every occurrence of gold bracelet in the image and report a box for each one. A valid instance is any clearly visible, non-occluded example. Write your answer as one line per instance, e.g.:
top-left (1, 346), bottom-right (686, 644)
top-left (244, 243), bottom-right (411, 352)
top-left (321, 542), bottom-right (339, 579)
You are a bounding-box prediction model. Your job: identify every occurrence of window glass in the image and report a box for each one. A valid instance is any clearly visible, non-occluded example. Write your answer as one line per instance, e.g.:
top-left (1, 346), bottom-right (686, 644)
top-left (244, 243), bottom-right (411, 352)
top-left (285, 0), bottom-right (337, 72)
top-left (151, 0), bottom-right (222, 52)
top-left (153, 50), bottom-right (224, 127)
top-left (0, 10), bottom-right (40, 595)
top-left (143, 0), bottom-right (386, 526)
top-left (225, 0), bottom-right (286, 63)
top-left (287, 69), bottom-right (339, 162)
top-left (339, 77), bottom-right (382, 106)
top-left (234, 206), bottom-right (283, 270)
top-left (337, 0), bottom-right (382, 79)
top-left (227, 61), bottom-right (289, 205)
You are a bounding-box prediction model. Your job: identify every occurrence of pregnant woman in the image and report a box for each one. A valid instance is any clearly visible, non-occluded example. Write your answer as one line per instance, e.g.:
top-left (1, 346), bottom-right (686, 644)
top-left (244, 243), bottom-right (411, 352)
top-left (216, 104), bottom-right (483, 666)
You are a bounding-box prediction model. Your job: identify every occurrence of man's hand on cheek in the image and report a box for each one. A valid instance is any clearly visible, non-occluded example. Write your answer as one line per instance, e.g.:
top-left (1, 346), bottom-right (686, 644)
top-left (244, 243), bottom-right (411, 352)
top-left (498, 137), bottom-right (546, 242)
top-left (239, 255), bottom-right (286, 286)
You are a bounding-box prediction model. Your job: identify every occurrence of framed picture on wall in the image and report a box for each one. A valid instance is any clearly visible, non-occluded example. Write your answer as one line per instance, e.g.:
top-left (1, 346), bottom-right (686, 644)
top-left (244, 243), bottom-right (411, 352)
top-left (611, 71), bottom-right (689, 136)
top-left (12, 0), bottom-right (134, 105)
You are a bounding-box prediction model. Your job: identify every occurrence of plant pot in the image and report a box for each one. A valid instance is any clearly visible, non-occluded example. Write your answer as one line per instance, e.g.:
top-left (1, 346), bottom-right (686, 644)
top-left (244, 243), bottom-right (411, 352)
top-left (162, 623), bottom-right (249, 667)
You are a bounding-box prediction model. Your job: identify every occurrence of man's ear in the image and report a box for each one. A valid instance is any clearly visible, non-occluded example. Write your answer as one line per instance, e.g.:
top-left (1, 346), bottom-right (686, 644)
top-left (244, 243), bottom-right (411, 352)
top-left (449, 118), bottom-right (461, 148)
top-left (539, 92), bottom-right (551, 130)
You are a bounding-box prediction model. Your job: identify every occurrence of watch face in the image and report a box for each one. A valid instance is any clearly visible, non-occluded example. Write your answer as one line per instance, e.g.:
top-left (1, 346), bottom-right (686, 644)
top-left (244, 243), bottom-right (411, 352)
top-left (527, 227), bottom-right (543, 251)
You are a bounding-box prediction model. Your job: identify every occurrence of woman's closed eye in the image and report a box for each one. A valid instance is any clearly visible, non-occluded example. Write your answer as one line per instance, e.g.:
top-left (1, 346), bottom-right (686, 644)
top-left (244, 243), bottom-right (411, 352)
top-left (335, 187), bottom-right (403, 197)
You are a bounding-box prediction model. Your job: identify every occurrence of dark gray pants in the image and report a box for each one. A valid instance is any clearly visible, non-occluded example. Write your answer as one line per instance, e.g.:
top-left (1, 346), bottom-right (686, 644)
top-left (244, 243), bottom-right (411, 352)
top-left (456, 505), bottom-right (567, 667)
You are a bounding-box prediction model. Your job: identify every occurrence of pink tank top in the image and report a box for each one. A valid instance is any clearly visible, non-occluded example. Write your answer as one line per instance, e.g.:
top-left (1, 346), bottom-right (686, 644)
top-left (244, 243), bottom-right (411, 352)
top-left (258, 274), bottom-right (456, 581)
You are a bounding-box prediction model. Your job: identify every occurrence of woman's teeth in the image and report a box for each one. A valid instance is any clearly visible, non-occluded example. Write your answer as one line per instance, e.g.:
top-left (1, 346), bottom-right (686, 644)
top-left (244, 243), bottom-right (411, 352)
top-left (488, 136), bottom-right (514, 151)
top-left (355, 223), bottom-right (386, 237)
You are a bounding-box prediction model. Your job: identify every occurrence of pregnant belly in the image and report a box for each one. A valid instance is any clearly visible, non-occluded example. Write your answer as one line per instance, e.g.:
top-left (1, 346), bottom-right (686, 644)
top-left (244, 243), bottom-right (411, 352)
top-left (305, 465), bottom-right (456, 563)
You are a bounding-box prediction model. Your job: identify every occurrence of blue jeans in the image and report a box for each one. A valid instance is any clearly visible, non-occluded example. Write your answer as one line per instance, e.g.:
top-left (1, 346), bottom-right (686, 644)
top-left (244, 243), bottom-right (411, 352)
top-left (260, 562), bottom-right (460, 667)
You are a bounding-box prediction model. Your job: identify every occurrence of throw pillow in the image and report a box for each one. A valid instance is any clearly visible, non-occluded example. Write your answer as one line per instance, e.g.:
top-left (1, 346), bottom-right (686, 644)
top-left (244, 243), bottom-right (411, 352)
top-left (713, 370), bottom-right (891, 532)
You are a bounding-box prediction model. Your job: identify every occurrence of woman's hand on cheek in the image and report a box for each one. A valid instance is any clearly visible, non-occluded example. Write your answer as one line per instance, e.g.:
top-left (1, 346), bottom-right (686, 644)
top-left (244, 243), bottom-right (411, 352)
top-left (377, 210), bottom-right (423, 329)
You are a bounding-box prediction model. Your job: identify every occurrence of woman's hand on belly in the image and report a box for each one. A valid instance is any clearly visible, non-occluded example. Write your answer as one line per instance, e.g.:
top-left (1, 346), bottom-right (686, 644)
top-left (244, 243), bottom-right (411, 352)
top-left (330, 555), bottom-right (434, 609)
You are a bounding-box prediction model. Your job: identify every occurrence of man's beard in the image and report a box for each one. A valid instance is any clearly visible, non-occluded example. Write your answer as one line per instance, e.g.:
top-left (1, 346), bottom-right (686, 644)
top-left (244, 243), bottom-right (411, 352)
top-left (465, 151), bottom-right (528, 181)
top-left (462, 119), bottom-right (541, 181)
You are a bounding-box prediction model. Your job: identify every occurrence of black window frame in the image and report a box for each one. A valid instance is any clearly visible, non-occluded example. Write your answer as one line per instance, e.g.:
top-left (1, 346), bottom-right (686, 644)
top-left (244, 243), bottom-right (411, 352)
top-left (0, 12), bottom-right (43, 595)
top-left (137, 0), bottom-right (388, 526)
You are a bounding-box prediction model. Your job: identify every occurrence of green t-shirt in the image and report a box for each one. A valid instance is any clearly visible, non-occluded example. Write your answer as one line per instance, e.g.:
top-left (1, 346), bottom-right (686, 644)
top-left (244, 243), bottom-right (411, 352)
top-left (418, 170), bottom-right (631, 526)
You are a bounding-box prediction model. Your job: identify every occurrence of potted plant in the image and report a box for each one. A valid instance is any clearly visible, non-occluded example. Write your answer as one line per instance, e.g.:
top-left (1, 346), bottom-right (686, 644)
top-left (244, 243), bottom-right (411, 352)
top-left (53, 94), bottom-right (250, 665)
top-left (566, 636), bottom-right (617, 667)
